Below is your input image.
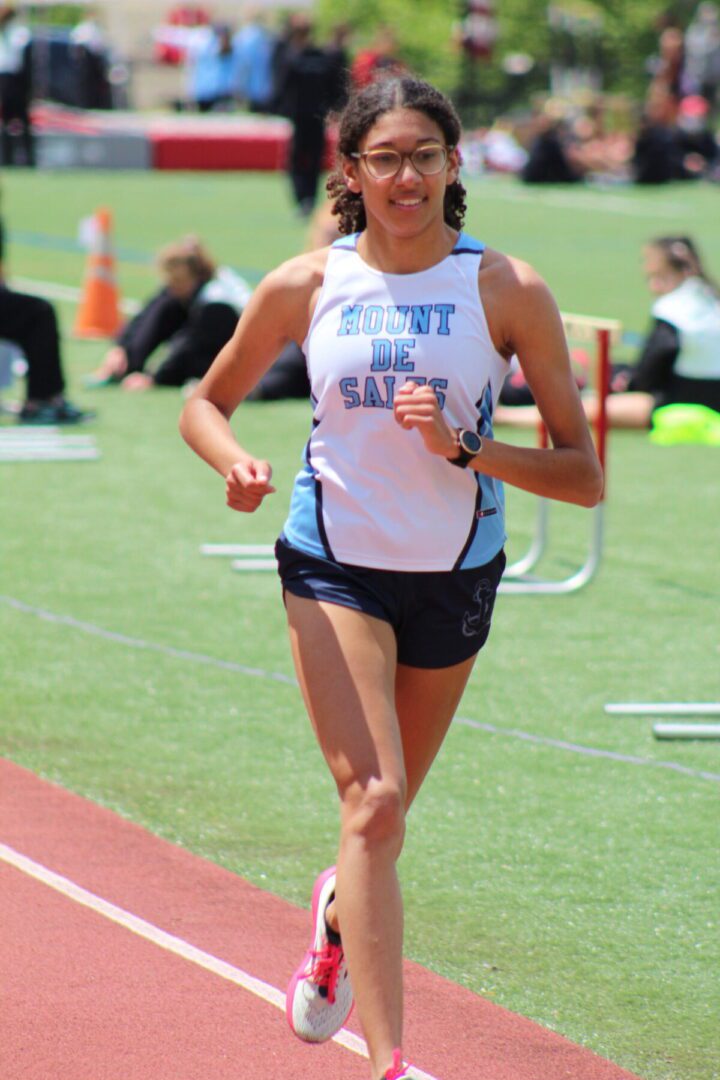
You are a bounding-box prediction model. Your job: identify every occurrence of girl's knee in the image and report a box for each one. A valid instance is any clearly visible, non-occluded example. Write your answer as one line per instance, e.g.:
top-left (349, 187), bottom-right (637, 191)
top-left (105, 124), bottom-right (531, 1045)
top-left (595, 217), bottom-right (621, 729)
top-left (341, 777), bottom-right (407, 852)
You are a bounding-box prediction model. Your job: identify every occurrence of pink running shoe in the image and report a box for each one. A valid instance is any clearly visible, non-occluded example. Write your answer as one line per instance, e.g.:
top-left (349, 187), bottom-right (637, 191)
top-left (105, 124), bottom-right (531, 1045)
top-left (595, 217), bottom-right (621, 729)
top-left (286, 866), bottom-right (353, 1042)
top-left (382, 1048), bottom-right (410, 1079)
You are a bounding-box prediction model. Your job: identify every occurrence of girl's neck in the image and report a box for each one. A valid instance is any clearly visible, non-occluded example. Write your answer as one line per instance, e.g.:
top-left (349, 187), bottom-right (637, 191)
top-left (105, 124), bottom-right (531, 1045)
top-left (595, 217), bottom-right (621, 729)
top-left (357, 221), bottom-right (459, 275)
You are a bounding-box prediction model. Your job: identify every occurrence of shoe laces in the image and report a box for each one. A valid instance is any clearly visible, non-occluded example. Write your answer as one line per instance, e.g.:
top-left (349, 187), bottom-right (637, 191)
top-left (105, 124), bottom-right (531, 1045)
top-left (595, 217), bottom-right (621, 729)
top-left (383, 1048), bottom-right (408, 1079)
top-left (306, 939), bottom-right (344, 1004)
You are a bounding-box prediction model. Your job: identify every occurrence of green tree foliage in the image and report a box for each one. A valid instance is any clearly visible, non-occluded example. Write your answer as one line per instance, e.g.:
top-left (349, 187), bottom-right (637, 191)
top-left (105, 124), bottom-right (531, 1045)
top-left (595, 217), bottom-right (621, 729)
top-left (315, 0), bottom-right (701, 110)
top-left (315, 0), bottom-right (460, 94)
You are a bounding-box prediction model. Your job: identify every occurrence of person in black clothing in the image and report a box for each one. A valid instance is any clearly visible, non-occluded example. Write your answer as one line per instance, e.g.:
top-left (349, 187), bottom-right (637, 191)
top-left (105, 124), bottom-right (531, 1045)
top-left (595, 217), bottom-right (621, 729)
top-left (0, 213), bottom-right (92, 423)
top-left (521, 108), bottom-right (584, 184)
top-left (275, 17), bottom-right (336, 216)
top-left (246, 204), bottom-right (340, 402)
top-left (0, 4), bottom-right (34, 167)
top-left (86, 237), bottom-right (249, 391)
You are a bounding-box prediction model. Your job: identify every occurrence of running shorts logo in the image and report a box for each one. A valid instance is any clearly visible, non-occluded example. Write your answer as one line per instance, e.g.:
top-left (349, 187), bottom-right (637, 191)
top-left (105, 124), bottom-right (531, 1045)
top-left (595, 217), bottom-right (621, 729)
top-left (462, 577), bottom-right (497, 637)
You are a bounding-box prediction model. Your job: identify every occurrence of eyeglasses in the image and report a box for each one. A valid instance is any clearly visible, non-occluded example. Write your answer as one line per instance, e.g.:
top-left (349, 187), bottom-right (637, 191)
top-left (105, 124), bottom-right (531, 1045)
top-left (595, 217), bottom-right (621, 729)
top-left (350, 143), bottom-right (452, 180)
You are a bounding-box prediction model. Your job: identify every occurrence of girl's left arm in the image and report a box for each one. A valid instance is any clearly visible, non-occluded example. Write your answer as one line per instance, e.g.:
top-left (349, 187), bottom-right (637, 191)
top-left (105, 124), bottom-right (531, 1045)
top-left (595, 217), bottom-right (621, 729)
top-left (394, 258), bottom-right (604, 508)
top-left (470, 263), bottom-right (604, 507)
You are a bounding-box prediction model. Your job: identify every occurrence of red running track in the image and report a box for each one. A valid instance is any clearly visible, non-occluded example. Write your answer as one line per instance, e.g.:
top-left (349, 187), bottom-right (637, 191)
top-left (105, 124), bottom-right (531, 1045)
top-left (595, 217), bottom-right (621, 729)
top-left (0, 759), bottom-right (642, 1080)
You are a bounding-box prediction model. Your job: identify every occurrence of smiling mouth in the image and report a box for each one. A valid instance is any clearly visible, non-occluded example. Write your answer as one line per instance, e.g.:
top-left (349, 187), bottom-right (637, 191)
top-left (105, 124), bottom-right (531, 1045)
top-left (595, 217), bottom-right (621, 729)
top-left (391, 197), bottom-right (426, 209)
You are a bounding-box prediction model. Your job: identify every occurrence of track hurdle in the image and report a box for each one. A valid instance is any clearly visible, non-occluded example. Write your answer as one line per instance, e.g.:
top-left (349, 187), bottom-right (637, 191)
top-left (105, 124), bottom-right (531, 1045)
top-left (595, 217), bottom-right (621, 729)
top-left (200, 543), bottom-right (276, 572)
top-left (605, 703), bottom-right (720, 741)
top-left (652, 723), bottom-right (720, 740)
top-left (605, 703), bottom-right (720, 716)
top-left (499, 313), bottom-right (620, 595)
top-left (0, 426), bottom-right (100, 462)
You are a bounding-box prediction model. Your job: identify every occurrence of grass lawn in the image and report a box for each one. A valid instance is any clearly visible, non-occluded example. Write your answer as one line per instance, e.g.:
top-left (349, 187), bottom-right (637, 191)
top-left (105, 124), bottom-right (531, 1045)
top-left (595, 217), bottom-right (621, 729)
top-left (1, 167), bottom-right (719, 1080)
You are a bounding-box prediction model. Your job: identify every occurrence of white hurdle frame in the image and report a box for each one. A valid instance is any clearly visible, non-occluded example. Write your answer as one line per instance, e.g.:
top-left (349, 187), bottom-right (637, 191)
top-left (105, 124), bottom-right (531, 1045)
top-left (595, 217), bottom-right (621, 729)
top-left (652, 723), bottom-right (720, 740)
top-left (499, 313), bottom-right (620, 595)
top-left (604, 703), bottom-right (720, 741)
top-left (605, 703), bottom-right (720, 716)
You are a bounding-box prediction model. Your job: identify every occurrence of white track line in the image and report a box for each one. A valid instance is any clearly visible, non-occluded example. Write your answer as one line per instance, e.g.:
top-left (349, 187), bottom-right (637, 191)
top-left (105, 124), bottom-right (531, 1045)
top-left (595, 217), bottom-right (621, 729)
top-left (2, 593), bottom-right (720, 785)
top-left (0, 842), bottom-right (438, 1080)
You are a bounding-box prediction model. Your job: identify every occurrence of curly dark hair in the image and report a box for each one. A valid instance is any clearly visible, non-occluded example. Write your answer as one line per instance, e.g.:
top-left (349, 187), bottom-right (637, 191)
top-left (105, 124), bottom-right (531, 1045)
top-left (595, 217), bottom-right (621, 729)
top-left (325, 76), bottom-right (467, 235)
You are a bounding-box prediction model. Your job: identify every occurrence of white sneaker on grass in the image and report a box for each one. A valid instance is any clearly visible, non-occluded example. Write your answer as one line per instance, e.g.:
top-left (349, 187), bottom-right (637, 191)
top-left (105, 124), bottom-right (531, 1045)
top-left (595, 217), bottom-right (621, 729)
top-left (285, 866), bottom-right (353, 1042)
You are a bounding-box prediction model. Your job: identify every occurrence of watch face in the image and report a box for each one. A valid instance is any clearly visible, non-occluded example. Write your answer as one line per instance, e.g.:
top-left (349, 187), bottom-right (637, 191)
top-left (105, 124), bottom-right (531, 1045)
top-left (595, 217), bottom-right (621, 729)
top-left (460, 430), bottom-right (482, 454)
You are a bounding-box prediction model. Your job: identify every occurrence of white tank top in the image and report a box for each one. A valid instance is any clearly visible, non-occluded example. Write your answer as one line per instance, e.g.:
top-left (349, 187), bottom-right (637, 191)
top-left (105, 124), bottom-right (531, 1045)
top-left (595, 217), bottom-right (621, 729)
top-left (652, 277), bottom-right (720, 380)
top-left (282, 233), bottom-right (509, 571)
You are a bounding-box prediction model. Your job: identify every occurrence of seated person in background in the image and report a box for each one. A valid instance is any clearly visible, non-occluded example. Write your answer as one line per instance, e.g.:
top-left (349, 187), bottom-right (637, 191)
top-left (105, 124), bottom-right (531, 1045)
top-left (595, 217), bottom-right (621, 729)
top-left (246, 203), bottom-right (341, 402)
top-left (0, 215), bottom-right (92, 424)
top-left (521, 102), bottom-right (586, 184)
top-left (87, 237), bottom-right (251, 391)
top-left (494, 235), bottom-right (720, 429)
top-left (632, 87), bottom-right (687, 184)
top-left (675, 94), bottom-right (719, 178)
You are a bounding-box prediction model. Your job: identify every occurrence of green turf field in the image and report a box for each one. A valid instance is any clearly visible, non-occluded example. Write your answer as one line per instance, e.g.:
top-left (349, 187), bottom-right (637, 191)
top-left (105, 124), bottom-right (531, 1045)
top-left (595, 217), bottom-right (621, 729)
top-left (1, 169), bottom-right (719, 1080)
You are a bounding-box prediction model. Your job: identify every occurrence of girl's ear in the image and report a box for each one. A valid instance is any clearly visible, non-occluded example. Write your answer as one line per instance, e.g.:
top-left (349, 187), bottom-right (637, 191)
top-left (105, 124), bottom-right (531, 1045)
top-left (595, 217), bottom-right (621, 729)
top-left (342, 156), bottom-right (362, 194)
top-left (446, 147), bottom-right (461, 187)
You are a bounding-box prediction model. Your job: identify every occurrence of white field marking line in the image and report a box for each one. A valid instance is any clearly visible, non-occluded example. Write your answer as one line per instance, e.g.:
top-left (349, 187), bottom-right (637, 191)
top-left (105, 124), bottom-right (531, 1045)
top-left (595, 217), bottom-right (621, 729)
top-left (456, 718), bottom-right (720, 784)
top-left (0, 843), bottom-right (438, 1080)
top-left (11, 276), bottom-right (141, 315)
top-left (2, 593), bottom-right (720, 785)
top-left (606, 703), bottom-right (720, 716)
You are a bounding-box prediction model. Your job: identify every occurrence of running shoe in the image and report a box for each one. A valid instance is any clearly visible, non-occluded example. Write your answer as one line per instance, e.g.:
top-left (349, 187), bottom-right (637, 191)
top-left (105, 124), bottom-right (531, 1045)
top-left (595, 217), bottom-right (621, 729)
top-left (286, 866), bottom-right (353, 1042)
top-left (18, 399), bottom-right (95, 425)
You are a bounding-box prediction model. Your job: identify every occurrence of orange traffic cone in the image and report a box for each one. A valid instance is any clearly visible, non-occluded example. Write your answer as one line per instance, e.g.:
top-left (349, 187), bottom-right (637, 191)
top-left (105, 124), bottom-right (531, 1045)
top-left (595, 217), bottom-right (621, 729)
top-left (73, 207), bottom-right (122, 339)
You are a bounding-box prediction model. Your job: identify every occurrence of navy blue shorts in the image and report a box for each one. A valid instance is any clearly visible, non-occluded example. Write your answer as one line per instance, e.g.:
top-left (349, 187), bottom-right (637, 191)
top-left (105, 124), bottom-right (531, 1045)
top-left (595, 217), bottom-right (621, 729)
top-left (275, 537), bottom-right (506, 670)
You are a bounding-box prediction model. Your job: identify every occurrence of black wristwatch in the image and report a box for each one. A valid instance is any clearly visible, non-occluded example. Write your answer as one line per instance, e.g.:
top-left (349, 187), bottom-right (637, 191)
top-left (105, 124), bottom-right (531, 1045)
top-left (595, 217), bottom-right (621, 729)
top-left (448, 428), bottom-right (483, 468)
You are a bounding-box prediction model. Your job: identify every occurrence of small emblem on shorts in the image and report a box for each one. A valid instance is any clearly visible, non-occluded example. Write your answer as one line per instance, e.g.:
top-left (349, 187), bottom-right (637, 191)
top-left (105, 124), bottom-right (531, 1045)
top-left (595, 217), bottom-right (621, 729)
top-left (462, 577), bottom-right (496, 637)
top-left (475, 507), bottom-right (497, 519)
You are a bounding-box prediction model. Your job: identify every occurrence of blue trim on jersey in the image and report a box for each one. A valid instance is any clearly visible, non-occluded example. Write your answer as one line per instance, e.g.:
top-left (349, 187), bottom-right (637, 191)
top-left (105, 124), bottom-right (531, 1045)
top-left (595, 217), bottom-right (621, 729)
top-left (283, 464), bottom-right (334, 560)
top-left (452, 233), bottom-right (485, 255)
top-left (331, 233), bottom-right (360, 251)
top-left (454, 383), bottom-right (506, 569)
top-left (284, 436), bottom-right (334, 560)
top-left (332, 233), bottom-right (484, 256)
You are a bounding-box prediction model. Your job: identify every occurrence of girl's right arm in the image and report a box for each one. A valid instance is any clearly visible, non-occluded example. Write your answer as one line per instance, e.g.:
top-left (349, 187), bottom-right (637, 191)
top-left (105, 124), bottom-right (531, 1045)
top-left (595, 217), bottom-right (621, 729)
top-left (179, 253), bottom-right (323, 513)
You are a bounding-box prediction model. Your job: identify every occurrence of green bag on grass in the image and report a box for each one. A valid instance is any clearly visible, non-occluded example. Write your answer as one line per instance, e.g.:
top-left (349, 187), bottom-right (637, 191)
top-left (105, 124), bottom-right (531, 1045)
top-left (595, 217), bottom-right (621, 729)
top-left (650, 403), bottom-right (720, 446)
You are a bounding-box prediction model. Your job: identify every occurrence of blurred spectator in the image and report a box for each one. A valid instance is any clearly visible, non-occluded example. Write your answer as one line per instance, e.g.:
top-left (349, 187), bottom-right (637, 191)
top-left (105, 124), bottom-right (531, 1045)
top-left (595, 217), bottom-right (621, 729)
top-left (647, 23), bottom-right (685, 117)
top-left (0, 210), bottom-right (92, 424)
top-left (153, 5), bottom-right (210, 66)
top-left (568, 99), bottom-right (633, 179)
top-left (70, 6), bottom-right (112, 109)
top-left (684, 2), bottom-right (720, 110)
top-left (186, 22), bottom-right (236, 112)
top-left (324, 22), bottom-right (352, 113)
top-left (521, 102), bottom-right (585, 184)
top-left (675, 93), bottom-right (719, 176)
top-left (632, 88), bottom-right (686, 183)
top-left (246, 204), bottom-right (341, 402)
top-left (232, 10), bottom-right (276, 112)
top-left (0, 3), bottom-right (33, 166)
top-left (275, 17), bottom-right (336, 216)
top-left (350, 26), bottom-right (404, 89)
top-left (85, 237), bottom-right (250, 392)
